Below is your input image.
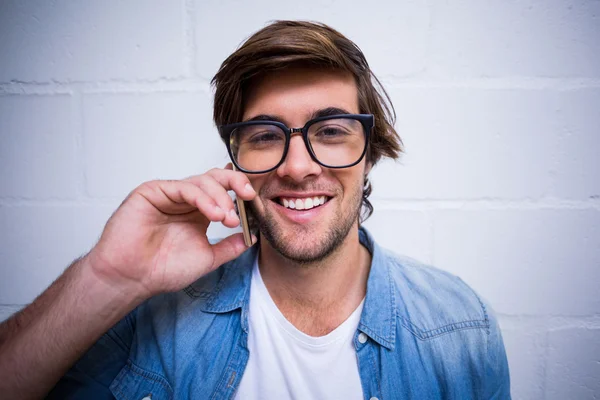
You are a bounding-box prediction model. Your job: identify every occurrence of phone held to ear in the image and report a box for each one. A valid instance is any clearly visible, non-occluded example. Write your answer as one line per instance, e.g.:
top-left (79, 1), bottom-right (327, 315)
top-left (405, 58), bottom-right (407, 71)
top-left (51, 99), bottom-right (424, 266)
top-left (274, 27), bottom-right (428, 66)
top-left (232, 165), bottom-right (253, 247)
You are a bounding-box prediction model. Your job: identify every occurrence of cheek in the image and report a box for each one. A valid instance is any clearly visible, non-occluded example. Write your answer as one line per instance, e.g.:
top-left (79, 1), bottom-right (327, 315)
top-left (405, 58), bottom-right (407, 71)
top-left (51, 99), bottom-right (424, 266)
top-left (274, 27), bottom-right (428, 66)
top-left (338, 167), bottom-right (366, 199)
top-left (248, 174), bottom-right (271, 210)
top-left (248, 174), bottom-right (267, 194)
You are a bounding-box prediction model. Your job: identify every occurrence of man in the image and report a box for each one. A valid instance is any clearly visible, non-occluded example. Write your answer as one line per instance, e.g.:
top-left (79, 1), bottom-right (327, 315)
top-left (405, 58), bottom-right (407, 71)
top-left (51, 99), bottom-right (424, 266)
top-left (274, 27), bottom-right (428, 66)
top-left (0, 21), bottom-right (510, 399)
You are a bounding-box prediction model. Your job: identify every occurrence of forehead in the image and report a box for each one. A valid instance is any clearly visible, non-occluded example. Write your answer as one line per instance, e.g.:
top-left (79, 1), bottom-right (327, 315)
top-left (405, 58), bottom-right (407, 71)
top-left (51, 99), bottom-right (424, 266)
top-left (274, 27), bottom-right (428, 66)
top-left (242, 67), bottom-right (359, 123)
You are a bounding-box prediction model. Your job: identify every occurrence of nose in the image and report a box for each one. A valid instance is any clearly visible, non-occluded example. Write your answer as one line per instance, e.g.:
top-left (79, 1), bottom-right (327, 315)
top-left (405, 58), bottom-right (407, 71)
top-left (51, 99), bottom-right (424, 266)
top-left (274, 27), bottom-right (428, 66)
top-left (276, 135), bottom-right (322, 182)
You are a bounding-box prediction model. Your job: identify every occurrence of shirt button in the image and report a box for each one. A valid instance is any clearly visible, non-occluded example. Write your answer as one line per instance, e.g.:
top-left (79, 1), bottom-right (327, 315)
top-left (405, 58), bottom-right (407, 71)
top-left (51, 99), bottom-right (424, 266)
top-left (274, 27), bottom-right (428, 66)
top-left (369, 397), bottom-right (379, 400)
top-left (358, 332), bottom-right (368, 344)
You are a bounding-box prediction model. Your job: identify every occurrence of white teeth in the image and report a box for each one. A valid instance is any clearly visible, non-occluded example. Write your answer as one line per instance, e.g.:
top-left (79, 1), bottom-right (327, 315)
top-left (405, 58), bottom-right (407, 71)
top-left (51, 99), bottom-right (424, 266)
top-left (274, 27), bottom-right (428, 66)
top-left (280, 196), bottom-right (329, 210)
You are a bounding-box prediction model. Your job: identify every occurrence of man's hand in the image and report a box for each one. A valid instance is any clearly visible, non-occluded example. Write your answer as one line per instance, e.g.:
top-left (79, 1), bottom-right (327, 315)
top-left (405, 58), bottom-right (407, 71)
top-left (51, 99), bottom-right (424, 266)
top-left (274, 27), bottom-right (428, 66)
top-left (87, 167), bottom-right (257, 298)
top-left (0, 166), bottom-right (256, 399)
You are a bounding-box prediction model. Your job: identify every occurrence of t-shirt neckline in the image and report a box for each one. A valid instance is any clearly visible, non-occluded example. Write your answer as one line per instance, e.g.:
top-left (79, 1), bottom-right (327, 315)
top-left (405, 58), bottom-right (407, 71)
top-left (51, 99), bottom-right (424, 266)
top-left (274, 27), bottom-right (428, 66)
top-left (251, 253), bottom-right (365, 347)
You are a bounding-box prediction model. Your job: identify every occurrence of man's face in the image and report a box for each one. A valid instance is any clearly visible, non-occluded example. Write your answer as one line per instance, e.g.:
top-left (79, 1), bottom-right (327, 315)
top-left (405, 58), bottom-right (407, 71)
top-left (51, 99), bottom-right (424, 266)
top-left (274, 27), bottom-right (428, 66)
top-left (242, 67), bottom-right (368, 263)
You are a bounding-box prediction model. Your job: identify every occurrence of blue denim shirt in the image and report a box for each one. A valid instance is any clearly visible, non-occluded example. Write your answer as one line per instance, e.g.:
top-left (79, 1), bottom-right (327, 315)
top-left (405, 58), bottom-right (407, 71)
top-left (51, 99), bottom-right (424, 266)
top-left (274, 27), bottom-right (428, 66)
top-left (49, 227), bottom-right (511, 399)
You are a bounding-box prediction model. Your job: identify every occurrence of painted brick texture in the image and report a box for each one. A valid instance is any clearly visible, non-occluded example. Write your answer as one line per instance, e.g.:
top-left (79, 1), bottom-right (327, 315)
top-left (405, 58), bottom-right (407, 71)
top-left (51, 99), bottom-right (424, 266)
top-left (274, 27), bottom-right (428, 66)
top-left (1, 2), bottom-right (598, 399)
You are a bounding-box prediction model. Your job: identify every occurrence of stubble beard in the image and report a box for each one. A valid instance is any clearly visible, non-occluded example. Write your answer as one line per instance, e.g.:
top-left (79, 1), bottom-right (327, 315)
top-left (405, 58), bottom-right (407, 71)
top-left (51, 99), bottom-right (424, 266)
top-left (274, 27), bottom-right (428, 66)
top-left (249, 182), bottom-right (363, 265)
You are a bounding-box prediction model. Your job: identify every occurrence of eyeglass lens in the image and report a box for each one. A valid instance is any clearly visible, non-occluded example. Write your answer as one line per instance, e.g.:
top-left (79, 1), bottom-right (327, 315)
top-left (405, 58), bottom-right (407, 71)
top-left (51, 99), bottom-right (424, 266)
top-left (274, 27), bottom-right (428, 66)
top-left (229, 118), bottom-right (366, 172)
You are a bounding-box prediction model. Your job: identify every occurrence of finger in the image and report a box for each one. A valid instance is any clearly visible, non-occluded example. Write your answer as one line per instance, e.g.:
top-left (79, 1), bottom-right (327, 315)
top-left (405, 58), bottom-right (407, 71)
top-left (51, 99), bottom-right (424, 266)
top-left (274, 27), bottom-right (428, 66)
top-left (185, 169), bottom-right (256, 201)
top-left (161, 180), bottom-right (242, 228)
top-left (138, 180), bottom-right (226, 222)
top-left (206, 168), bottom-right (256, 201)
top-left (210, 232), bottom-right (257, 269)
top-left (193, 176), bottom-right (241, 228)
top-left (195, 175), bottom-right (236, 212)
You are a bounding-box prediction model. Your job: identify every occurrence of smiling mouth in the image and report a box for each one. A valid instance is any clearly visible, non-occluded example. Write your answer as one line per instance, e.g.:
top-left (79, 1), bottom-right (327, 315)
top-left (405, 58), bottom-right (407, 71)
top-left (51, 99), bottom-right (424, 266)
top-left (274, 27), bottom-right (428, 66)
top-left (275, 196), bottom-right (331, 211)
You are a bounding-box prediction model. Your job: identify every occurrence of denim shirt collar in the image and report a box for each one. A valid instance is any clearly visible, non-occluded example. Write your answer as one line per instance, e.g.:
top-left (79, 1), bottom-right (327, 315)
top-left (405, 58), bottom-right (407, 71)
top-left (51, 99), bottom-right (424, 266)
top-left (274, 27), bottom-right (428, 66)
top-left (200, 227), bottom-right (396, 350)
top-left (357, 227), bottom-right (396, 350)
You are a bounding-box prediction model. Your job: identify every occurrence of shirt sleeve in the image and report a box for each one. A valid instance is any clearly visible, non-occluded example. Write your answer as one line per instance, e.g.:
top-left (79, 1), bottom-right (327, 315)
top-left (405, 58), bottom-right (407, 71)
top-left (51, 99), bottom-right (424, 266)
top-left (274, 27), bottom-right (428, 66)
top-left (45, 308), bottom-right (137, 400)
top-left (483, 303), bottom-right (512, 399)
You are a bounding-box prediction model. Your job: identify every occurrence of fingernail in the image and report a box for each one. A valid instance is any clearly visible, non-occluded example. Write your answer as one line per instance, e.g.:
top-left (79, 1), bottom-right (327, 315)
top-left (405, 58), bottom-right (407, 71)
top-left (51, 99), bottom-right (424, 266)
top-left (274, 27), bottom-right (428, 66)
top-left (229, 209), bottom-right (238, 219)
top-left (215, 205), bottom-right (223, 213)
top-left (245, 183), bottom-right (255, 194)
top-left (251, 234), bottom-right (258, 244)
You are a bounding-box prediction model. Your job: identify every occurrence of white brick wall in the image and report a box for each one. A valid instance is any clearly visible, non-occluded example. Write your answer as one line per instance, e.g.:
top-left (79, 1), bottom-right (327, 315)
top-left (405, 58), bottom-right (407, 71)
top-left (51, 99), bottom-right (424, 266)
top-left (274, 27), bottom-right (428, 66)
top-left (0, 1), bottom-right (598, 398)
top-left (0, 1), bottom-right (188, 82)
top-left (83, 91), bottom-right (225, 198)
top-left (0, 95), bottom-right (79, 198)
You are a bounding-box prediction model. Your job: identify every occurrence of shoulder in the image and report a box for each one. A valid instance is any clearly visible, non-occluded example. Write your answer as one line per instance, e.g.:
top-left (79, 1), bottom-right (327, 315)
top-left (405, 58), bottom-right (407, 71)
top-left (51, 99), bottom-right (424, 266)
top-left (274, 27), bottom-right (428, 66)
top-left (379, 247), bottom-right (492, 339)
top-left (367, 237), bottom-right (511, 394)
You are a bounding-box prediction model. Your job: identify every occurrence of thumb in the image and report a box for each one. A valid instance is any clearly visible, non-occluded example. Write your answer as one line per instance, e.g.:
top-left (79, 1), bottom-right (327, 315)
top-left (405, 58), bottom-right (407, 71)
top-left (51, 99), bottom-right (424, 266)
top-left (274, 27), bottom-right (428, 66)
top-left (210, 232), bottom-right (256, 269)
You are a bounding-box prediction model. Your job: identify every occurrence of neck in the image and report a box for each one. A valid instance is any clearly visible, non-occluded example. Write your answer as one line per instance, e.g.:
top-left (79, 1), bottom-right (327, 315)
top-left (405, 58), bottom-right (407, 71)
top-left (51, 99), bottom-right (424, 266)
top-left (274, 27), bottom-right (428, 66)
top-left (257, 225), bottom-right (371, 335)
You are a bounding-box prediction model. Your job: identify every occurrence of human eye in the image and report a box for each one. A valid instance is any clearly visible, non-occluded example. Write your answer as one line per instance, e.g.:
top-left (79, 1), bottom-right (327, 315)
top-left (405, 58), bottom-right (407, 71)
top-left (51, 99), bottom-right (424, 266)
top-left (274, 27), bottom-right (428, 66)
top-left (313, 123), bottom-right (352, 141)
top-left (237, 124), bottom-right (285, 149)
top-left (318, 126), bottom-right (349, 137)
top-left (247, 131), bottom-right (284, 143)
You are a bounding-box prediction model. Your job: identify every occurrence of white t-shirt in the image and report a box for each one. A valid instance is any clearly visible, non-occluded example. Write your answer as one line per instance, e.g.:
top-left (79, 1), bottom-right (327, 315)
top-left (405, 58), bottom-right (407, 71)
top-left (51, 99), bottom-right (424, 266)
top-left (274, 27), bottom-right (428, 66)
top-left (234, 256), bottom-right (365, 400)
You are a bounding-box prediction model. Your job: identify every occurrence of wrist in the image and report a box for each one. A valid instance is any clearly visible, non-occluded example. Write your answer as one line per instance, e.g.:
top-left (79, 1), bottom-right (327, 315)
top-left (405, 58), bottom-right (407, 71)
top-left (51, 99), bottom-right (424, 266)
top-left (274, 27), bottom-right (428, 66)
top-left (76, 252), bottom-right (150, 314)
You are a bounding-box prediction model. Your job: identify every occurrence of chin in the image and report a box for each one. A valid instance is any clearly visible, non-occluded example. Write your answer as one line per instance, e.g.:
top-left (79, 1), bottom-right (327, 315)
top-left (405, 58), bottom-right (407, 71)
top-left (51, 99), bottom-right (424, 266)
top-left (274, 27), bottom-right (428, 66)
top-left (256, 213), bottom-right (354, 265)
top-left (248, 184), bottom-right (364, 264)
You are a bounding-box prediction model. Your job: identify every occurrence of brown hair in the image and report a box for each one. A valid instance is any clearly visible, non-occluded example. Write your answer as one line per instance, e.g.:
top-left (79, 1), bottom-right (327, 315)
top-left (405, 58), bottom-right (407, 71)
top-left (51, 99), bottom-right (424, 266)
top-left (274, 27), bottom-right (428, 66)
top-left (212, 20), bottom-right (403, 222)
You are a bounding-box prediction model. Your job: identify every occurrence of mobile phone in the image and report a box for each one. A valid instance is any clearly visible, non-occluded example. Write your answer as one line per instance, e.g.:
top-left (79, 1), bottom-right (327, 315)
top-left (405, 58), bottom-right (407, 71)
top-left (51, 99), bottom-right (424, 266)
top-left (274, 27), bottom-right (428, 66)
top-left (232, 165), bottom-right (253, 247)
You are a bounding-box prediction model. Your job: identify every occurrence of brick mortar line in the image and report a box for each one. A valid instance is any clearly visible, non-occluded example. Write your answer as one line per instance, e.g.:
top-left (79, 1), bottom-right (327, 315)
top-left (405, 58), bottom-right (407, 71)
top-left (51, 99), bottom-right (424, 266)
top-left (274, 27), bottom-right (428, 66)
top-left (1, 198), bottom-right (599, 209)
top-left (546, 318), bottom-right (600, 331)
top-left (427, 211), bottom-right (435, 266)
top-left (371, 198), bottom-right (600, 210)
top-left (0, 81), bottom-right (212, 96)
top-left (539, 330), bottom-right (550, 399)
top-left (0, 199), bottom-right (121, 207)
top-left (498, 315), bottom-right (600, 331)
top-left (1, 77), bottom-right (600, 94)
top-left (383, 77), bottom-right (600, 90)
top-left (73, 91), bottom-right (86, 199)
top-left (0, 87), bottom-right (73, 96)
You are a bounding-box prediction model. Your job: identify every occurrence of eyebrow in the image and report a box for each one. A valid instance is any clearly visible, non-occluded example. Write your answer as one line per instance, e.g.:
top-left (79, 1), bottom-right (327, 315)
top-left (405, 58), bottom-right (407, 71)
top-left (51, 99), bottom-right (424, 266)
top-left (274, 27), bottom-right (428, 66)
top-left (244, 107), bottom-right (353, 124)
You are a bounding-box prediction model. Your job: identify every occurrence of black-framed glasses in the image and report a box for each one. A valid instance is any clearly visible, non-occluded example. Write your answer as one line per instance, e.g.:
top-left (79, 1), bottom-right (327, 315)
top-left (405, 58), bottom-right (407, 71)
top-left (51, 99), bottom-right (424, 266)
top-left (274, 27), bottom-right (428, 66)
top-left (219, 114), bottom-right (373, 174)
